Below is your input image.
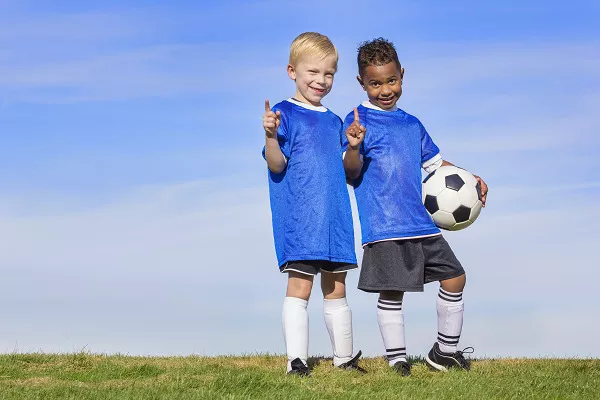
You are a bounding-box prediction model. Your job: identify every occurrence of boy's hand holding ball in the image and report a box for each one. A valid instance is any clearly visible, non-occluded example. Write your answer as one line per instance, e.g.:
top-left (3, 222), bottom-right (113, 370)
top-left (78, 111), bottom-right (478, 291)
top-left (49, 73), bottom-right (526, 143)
top-left (473, 175), bottom-right (488, 207)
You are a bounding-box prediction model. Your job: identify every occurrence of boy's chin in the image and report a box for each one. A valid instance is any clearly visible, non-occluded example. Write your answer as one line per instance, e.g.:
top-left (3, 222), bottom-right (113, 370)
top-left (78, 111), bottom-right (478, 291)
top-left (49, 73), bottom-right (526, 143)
top-left (372, 98), bottom-right (398, 109)
top-left (377, 103), bottom-right (397, 110)
top-left (304, 96), bottom-right (326, 106)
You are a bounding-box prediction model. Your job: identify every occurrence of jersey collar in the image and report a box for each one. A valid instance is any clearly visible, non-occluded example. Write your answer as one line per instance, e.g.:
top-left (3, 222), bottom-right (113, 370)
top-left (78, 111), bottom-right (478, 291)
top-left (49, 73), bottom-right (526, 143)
top-left (287, 98), bottom-right (328, 112)
top-left (361, 100), bottom-right (398, 112)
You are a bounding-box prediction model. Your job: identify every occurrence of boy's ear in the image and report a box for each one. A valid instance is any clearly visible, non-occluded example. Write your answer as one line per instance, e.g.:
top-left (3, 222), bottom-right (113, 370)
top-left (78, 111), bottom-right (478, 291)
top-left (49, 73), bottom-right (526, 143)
top-left (287, 64), bottom-right (296, 81)
top-left (356, 75), bottom-right (366, 90)
top-left (400, 67), bottom-right (405, 81)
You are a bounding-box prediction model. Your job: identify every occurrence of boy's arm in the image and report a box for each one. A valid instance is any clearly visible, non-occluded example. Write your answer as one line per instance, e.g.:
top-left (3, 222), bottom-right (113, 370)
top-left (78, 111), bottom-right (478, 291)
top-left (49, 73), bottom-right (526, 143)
top-left (262, 99), bottom-right (286, 174)
top-left (265, 137), bottom-right (286, 174)
top-left (344, 147), bottom-right (363, 180)
top-left (343, 108), bottom-right (366, 180)
top-left (441, 159), bottom-right (489, 206)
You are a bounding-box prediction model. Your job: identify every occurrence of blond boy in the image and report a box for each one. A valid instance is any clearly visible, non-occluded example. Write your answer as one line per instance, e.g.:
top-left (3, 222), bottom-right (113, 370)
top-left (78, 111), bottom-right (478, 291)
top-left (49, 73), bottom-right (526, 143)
top-left (262, 32), bottom-right (364, 375)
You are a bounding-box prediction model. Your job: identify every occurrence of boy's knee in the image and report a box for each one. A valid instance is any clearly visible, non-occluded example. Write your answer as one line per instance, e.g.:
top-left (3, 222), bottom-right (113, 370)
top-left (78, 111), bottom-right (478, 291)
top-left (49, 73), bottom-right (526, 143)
top-left (321, 272), bottom-right (347, 299)
top-left (379, 290), bottom-right (404, 301)
top-left (440, 273), bottom-right (466, 293)
top-left (286, 272), bottom-right (314, 300)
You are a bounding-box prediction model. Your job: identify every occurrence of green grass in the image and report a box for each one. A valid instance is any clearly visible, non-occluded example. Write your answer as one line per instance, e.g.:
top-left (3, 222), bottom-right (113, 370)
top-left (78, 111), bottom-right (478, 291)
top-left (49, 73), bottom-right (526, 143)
top-left (0, 352), bottom-right (598, 399)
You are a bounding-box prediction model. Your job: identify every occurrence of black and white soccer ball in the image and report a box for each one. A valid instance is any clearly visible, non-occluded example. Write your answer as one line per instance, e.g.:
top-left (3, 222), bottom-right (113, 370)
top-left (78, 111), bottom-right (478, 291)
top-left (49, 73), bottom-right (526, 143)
top-left (422, 166), bottom-right (483, 231)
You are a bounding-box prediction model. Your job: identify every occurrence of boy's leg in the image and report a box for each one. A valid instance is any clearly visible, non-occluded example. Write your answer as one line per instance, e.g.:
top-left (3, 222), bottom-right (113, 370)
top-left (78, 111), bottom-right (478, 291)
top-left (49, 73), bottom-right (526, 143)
top-left (436, 274), bottom-right (466, 353)
top-left (420, 235), bottom-right (471, 370)
top-left (425, 274), bottom-right (471, 371)
top-left (321, 271), bottom-right (354, 367)
top-left (283, 271), bottom-right (314, 373)
top-left (378, 290), bottom-right (409, 370)
top-left (425, 274), bottom-right (470, 371)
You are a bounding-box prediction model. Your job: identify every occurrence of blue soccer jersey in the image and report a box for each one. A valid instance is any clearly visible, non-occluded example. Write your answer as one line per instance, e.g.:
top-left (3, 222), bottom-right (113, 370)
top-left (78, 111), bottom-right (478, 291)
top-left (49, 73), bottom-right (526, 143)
top-left (264, 98), bottom-right (357, 267)
top-left (342, 101), bottom-right (442, 245)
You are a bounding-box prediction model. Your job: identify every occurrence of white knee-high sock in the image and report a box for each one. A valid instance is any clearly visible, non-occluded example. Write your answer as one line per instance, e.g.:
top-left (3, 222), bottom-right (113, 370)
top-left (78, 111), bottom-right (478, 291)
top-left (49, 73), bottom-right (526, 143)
top-left (323, 297), bottom-right (353, 366)
top-left (283, 296), bottom-right (309, 371)
top-left (436, 287), bottom-right (464, 353)
top-left (377, 299), bottom-right (407, 366)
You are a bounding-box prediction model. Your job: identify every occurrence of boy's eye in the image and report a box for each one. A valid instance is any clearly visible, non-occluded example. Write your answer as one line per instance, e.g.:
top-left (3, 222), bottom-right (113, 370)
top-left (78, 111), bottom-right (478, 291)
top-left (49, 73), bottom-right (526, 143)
top-left (389, 79), bottom-right (396, 84)
top-left (370, 82), bottom-right (380, 88)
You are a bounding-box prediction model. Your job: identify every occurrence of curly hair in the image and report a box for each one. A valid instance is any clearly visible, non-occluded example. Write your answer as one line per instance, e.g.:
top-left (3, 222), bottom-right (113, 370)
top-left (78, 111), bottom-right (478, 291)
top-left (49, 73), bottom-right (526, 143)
top-left (357, 38), bottom-right (401, 76)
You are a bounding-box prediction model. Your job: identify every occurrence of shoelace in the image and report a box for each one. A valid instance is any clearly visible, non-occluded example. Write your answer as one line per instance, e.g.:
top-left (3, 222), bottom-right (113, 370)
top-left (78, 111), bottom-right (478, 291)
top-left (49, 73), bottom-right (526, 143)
top-left (454, 347), bottom-right (474, 368)
top-left (347, 361), bottom-right (367, 373)
top-left (339, 350), bottom-right (366, 373)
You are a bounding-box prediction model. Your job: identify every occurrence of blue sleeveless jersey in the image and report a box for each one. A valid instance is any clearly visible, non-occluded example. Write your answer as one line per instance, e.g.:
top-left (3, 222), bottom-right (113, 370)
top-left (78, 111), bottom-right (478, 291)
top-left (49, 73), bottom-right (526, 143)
top-left (264, 99), bottom-right (356, 267)
top-left (342, 103), bottom-right (441, 245)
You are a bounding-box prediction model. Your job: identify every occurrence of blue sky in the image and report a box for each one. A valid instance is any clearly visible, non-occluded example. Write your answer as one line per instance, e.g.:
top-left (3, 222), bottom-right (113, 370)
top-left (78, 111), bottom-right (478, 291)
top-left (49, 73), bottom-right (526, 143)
top-left (1, 0), bottom-right (599, 358)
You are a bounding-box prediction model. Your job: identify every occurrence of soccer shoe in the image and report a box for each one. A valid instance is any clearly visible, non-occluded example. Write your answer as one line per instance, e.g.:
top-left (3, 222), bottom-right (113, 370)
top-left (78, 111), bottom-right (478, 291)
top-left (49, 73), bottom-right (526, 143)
top-left (287, 358), bottom-right (310, 377)
top-left (336, 350), bottom-right (367, 373)
top-left (391, 360), bottom-right (412, 376)
top-left (425, 342), bottom-right (473, 371)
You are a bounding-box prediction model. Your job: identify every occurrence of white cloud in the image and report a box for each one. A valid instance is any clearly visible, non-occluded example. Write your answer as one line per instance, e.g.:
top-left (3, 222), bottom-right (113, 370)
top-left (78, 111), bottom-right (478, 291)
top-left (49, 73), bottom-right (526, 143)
top-left (0, 176), bottom-right (598, 357)
top-left (0, 179), bottom-right (279, 354)
top-left (0, 44), bottom-right (282, 103)
top-left (2, 7), bottom-right (598, 106)
top-left (406, 41), bottom-right (600, 88)
top-left (0, 4), bottom-right (288, 103)
top-left (0, 11), bottom-right (146, 41)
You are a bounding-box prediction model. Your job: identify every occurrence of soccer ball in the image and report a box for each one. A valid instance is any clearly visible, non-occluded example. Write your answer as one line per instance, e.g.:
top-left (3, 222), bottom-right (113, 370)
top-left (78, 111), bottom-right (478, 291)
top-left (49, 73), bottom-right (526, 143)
top-left (422, 166), bottom-right (483, 231)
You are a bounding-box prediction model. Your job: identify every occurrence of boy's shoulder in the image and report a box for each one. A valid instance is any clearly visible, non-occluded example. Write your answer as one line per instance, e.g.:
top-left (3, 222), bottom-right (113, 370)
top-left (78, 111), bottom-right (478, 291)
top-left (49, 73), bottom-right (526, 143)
top-left (397, 108), bottom-right (421, 124)
top-left (271, 99), bottom-right (293, 112)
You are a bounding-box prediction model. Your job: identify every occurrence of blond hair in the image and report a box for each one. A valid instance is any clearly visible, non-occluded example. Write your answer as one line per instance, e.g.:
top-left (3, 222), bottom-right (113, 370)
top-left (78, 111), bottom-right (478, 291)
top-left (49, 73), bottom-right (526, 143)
top-left (289, 32), bottom-right (338, 68)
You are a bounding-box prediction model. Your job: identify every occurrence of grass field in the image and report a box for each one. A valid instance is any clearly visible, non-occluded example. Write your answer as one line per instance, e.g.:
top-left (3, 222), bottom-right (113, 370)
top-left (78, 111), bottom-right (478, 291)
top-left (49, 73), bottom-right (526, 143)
top-left (1, 352), bottom-right (598, 399)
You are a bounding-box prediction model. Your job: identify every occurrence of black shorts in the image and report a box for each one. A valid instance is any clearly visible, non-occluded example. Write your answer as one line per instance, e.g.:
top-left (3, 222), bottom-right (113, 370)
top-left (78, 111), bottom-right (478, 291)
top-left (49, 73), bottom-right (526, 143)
top-left (280, 260), bottom-right (358, 276)
top-left (358, 235), bottom-right (464, 293)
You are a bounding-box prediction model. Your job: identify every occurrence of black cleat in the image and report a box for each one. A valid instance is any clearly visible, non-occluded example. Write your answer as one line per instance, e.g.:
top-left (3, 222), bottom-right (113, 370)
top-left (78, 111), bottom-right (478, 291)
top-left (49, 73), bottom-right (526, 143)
top-left (425, 342), bottom-right (473, 371)
top-left (287, 358), bottom-right (310, 376)
top-left (337, 350), bottom-right (367, 373)
top-left (391, 360), bottom-right (412, 376)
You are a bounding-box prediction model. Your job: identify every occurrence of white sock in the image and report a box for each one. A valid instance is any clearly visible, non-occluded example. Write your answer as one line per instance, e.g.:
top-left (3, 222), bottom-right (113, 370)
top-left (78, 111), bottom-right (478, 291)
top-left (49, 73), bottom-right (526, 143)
top-left (282, 296), bottom-right (309, 371)
top-left (436, 287), bottom-right (464, 353)
top-left (323, 297), bottom-right (353, 366)
top-left (377, 298), bottom-right (407, 366)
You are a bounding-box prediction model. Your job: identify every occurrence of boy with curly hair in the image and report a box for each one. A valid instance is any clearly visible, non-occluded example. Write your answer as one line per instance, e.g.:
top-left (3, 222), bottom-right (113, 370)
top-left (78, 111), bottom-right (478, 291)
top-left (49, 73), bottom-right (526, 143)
top-left (343, 38), bottom-right (489, 375)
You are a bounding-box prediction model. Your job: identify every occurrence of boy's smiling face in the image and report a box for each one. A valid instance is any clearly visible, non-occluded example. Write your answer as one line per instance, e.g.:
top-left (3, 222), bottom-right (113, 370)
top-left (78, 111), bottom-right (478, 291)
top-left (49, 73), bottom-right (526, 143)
top-left (288, 54), bottom-right (337, 106)
top-left (358, 61), bottom-right (404, 110)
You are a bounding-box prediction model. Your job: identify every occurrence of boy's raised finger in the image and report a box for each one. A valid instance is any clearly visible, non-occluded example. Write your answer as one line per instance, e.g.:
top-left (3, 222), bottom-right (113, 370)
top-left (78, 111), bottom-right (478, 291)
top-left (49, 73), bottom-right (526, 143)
top-left (265, 99), bottom-right (271, 112)
top-left (353, 107), bottom-right (360, 123)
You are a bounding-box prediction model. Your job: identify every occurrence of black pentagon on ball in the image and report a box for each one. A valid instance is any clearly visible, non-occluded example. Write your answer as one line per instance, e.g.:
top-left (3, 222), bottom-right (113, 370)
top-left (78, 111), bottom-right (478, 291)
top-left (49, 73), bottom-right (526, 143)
top-left (453, 205), bottom-right (471, 223)
top-left (445, 174), bottom-right (465, 191)
top-left (424, 195), bottom-right (439, 214)
top-left (476, 181), bottom-right (483, 201)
